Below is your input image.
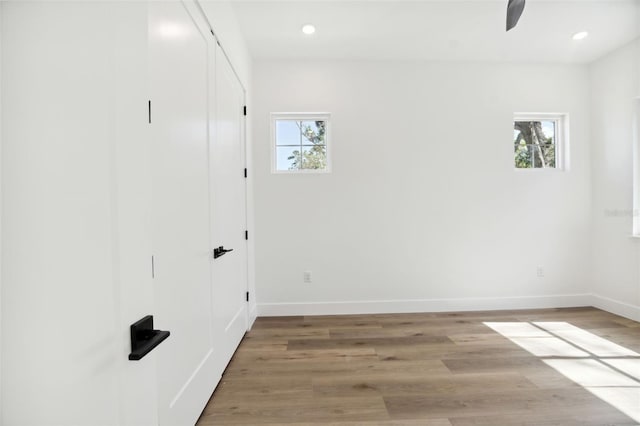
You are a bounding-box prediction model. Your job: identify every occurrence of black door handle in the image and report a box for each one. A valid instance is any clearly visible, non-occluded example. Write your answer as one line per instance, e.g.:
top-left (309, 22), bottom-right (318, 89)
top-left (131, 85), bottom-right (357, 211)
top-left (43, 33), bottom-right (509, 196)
top-left (213, 246), bottom-right (233, 259)
top-left (128, 315), bottom-right (170, 361)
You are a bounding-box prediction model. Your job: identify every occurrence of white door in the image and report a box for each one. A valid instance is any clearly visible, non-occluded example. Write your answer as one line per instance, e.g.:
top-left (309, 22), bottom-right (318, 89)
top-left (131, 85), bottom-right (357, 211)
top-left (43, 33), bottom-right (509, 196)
top-left (2, 2), bottom-right (158, 425)
top-left (210, 45), bottom-right (249, 375)
top-left (149, 2), bottom-right (217, 425)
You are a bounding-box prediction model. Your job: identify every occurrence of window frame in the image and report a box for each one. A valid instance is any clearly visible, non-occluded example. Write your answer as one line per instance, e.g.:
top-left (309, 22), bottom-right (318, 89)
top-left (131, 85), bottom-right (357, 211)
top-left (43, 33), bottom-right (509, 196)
top-left (270, 112), bottom-right (332, 174)
top-left (513, 113), bottom-right (569, 171)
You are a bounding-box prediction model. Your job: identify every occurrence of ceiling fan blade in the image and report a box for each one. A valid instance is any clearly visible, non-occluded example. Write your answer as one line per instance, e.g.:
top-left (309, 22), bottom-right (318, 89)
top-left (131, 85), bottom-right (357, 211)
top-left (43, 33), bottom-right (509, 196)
top-left (506, 0), bottom-right (526, 31)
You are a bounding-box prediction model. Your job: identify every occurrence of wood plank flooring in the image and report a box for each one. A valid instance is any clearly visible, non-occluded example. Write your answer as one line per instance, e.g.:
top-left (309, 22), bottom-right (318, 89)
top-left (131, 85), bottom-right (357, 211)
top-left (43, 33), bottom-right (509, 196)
top-left (197, 307), bottom-right (640, 425)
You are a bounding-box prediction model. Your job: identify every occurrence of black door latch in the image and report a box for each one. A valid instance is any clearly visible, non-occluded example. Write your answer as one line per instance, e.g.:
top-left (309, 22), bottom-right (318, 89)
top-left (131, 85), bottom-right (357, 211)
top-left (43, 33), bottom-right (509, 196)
top-left (213, 246), bottom-right (233, 259)
top-left (128, 315), bottom-right (170, 361)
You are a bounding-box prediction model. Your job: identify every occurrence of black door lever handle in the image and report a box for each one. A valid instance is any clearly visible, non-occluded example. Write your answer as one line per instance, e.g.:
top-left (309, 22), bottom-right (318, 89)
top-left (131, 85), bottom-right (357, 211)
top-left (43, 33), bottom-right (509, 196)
top-left (213, 246), bottom-right (234, 259)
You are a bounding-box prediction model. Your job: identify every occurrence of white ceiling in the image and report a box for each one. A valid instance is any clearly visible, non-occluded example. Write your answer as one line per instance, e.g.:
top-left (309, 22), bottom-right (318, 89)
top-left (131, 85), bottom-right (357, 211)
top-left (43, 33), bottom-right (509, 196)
top-left (230, 0), bottom-right (640, 63)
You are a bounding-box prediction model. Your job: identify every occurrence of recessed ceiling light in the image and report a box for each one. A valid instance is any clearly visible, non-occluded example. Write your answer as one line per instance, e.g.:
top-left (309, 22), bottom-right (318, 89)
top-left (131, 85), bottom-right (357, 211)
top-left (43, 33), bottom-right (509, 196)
top-left (302, 24), bottom-right (316, 35)
top-left (572, 31), bottom-right (589, 41)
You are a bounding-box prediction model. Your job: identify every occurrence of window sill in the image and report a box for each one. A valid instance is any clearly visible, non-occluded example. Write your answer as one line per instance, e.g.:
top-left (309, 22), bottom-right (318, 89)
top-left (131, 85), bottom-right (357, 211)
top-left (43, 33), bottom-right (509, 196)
top-left (514, 168), bottom-right (567, 172)
top-left (271, 169), bottom-right (332, 175)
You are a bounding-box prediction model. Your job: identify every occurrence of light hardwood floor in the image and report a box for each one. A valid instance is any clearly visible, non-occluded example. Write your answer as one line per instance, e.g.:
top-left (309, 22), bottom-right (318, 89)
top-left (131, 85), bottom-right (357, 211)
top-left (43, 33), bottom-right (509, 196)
top-left (197, 307), bottom-right (640, 425)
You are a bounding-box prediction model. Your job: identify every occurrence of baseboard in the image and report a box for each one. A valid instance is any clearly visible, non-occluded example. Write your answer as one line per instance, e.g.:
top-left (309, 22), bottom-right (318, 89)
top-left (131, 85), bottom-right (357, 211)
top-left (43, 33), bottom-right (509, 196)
top-left (257, 294), bottom-right (592, 317)
top-left (248, 303), bottom-right (258, 329)
top-left (590, 293), bottom-right (640, 322)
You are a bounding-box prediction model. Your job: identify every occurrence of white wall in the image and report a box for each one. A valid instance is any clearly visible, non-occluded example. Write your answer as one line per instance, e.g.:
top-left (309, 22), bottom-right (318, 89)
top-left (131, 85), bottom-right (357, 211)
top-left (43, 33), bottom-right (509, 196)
top-left (590, 39), bottom-right (640, 321)
top-left (252, 60), bottom-right (593, 315)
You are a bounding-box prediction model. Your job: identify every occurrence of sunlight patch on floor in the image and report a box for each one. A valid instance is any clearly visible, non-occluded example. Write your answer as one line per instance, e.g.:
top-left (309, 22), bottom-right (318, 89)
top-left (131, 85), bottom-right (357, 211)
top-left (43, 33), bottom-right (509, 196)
top-left (484, 322), bottom-right (552, 338)
top-left (604, 359), bottom-right (640, 382)
top-left (544, 359), bottom-right (638, 387)
top-left (534, 322), bottom-right (640, 357)
top-left (587, 387), bottom-right (640, 423)
top-left (485, 321), bottom-right (640, 423)
top-left (508, 337), bottom-right (589, 357)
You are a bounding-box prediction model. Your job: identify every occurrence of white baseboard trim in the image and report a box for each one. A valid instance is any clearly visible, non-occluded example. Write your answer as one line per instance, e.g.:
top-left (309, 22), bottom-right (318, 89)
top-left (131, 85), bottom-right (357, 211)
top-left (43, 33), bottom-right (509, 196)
top-left (590, 293), bottom-right (640, 322)
top-left (257, 294), bottom-right (592, 317)
top-left (248, 303), bottom-right (258, 329)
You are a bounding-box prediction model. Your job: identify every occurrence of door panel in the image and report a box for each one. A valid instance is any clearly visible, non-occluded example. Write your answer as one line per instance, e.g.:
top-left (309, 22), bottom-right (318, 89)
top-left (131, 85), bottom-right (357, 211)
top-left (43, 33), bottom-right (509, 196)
top-left (1, 2), bottom-right (160, 425)
top-left (210, 45), bottom-right (249, 374)
top-left (149, 2), bottom-right (216, 424)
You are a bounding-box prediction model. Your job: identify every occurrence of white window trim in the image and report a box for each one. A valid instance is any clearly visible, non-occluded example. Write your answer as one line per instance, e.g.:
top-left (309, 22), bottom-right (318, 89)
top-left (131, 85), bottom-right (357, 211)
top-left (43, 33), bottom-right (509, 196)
top-left (513, 112), bottom-right (569, 171)
top-left (271, 112), bottom-right (332, 174)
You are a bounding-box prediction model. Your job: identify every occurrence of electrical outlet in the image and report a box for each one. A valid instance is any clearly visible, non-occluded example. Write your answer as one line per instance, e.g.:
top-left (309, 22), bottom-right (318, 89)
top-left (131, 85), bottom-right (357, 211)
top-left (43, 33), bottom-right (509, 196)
top-left (536, 266), bottom-right (545, 278)
top-left (303, 271), bottom-right (312, 283)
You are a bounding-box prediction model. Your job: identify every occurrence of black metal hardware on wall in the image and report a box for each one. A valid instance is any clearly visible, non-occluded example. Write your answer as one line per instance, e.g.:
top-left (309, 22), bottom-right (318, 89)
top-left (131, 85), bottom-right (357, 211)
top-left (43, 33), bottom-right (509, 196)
top-left (213, 246), bottom-right (233, 259)
top-left (245, 230), bottom-right (249, 240)
top-left (246, 291), bottom-right (249, 302)
top-left (244, 168), bottom-right (247, 178)
top-left (128, 315), bottom-right (170, 361)
top-left (148, 100), bottom-right (152, 124)
top-left (243, 105), bottom-right (247, 116)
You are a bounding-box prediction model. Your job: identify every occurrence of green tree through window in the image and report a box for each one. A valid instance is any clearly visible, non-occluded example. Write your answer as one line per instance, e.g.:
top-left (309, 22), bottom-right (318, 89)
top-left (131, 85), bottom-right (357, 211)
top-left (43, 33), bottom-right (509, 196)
top-left (273, 114), bottom-right (330, 172)
top-left (288, 121), bottom-right (326, 170)
top-left (514, 120), bottom-right (557, 169)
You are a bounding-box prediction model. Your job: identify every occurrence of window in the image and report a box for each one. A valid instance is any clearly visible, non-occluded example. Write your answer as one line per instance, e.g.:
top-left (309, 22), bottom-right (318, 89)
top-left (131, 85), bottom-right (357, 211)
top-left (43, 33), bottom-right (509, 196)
top-left (271, 113), bottom-right (330, 173)
top-left (514, 114), bottom-right (567, 169)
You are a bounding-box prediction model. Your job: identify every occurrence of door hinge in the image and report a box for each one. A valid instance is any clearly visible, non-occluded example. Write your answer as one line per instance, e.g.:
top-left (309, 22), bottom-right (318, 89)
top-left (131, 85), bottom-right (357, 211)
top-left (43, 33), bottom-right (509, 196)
top-left (246, 291), bottom-right (249, 302)
top-left (245, 230), bottom-right (249, 240)
top-left (244, 168), bottom-right (247, 178)
top-left (243, 105), bottom-right (247, 116)
top-left (151, 255), bottom-right (155, 278)
top-left (148, 100), bottom-right (152, 124)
